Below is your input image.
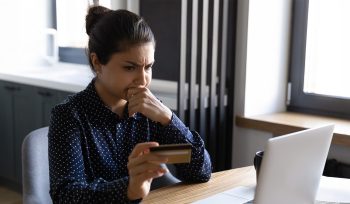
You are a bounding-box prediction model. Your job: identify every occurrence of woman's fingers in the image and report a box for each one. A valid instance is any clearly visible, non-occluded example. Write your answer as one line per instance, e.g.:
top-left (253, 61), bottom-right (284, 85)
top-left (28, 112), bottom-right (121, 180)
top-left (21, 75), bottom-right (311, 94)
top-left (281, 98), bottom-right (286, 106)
top-left (128, 162), bottom-right (168, 177)
top-left (127, 87), bottom-right (154, 117)
top-left (127, 142), bottom-right (170, 200)
top-left (135, 168), bottom-right (168, 182)
top-left (128, 142), bottom-right (169, 177)
top-left (127, 90), bottom-right (162, 117)
top-left (144, 168), bottom-right (168, 180)
top-left (128, 168), bottom-right (168, 198)
top-left (127, 87), bottom-right (149, 101)
top-left (127, 86), bottom-right (172, 125)
top-left (128, 152), bottom-right (168, 169)
top-left (128, 97), bottom-right (149, 116)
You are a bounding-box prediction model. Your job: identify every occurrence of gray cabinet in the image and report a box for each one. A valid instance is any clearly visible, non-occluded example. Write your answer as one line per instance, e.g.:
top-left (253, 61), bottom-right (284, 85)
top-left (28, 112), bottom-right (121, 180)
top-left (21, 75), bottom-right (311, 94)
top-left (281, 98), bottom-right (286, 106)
top-left (37, 87), bottom-right (69, 127)
top-left (13, 84), bottom-right (42, 187)
top-left (0, 80), bottom-right (73, 191)
top-left (0, 81), bottom-right (17, 184)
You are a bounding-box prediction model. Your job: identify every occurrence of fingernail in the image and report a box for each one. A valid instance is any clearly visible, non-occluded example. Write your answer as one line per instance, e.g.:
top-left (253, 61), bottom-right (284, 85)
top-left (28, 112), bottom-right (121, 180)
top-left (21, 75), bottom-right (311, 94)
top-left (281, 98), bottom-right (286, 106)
top-left (159, 169), bottom-right (166, 175)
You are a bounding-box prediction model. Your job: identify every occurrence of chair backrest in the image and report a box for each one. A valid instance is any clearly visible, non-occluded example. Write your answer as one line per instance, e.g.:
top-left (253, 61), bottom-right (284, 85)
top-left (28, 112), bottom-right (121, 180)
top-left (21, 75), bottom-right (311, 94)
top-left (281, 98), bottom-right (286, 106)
top-left (22, 127), bottom-right (52, 204)
top-left (21, 127), bottom-right (180, 203)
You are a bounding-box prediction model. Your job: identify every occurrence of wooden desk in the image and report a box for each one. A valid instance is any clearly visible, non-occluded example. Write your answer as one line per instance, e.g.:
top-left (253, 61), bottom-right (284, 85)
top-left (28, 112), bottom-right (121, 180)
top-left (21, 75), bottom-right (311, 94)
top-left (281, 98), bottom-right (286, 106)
top-left (142, 166), bottom-right (256, 204)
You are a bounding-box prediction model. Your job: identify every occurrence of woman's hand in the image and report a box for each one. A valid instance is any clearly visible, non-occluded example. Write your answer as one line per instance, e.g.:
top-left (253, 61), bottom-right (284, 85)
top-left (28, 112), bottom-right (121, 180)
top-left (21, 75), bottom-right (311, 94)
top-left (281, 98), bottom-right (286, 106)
top-left (127, 142), bottom-right (168, 200)
top-left (127, 87), bottom-right (172, 126)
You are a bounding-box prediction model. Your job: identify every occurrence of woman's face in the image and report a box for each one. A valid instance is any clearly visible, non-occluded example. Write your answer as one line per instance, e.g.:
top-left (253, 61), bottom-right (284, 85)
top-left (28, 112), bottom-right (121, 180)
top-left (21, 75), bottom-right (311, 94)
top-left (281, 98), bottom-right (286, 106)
top-left (96, 42), bottom-right (155, 101)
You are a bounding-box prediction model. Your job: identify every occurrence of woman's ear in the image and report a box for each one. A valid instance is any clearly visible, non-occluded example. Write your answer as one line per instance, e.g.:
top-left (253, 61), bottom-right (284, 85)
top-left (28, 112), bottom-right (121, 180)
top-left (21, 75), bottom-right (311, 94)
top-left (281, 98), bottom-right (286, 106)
top-left (90, 53), bottom-right (102, 74)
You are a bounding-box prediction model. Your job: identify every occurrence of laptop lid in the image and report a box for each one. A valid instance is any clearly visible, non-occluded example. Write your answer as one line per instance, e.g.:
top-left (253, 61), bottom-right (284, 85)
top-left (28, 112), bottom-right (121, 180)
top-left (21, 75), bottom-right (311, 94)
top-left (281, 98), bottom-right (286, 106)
top-left (254, 125), bottom-right (334, 204)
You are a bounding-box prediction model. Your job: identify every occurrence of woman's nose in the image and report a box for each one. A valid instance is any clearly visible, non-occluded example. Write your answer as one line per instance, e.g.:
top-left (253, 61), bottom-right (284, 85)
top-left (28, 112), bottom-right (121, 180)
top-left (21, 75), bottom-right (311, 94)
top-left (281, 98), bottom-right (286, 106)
top-left (135, 69), bottom-right (147, 86)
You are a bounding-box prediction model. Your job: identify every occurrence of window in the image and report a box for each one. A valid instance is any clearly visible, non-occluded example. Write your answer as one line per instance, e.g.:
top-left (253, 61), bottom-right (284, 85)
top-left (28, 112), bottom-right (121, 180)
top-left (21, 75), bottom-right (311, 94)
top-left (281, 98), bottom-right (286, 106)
top-left (288, 0), bottom-right (350, 118)
top-left (54, 0), bottom-right (112, 64)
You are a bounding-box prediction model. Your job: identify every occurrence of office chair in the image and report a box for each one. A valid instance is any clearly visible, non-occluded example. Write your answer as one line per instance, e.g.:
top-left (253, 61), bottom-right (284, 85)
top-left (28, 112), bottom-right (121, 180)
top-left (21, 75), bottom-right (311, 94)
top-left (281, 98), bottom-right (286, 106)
top-left (22, 127), bottom-right (52, 204)
top-left (22, 127), bottom-right (180, 204)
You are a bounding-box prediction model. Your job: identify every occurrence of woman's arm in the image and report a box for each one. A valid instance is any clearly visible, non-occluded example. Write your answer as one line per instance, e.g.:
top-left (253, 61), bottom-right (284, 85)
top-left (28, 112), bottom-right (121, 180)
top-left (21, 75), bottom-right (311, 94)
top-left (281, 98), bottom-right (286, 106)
top-left (126, 87), bottom-right (212, 182)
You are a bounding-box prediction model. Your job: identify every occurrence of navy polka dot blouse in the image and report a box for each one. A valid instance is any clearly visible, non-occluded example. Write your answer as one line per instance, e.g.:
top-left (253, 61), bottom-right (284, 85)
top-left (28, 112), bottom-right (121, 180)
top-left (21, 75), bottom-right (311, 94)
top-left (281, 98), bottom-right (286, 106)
top-left (48, 79), bottom-right (212, 203)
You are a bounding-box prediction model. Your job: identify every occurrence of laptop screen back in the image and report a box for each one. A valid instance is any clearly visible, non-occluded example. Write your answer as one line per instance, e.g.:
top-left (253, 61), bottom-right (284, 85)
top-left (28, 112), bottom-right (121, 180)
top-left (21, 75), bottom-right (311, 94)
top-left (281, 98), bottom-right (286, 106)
top-left (254, 125), bottom-right (334, 204)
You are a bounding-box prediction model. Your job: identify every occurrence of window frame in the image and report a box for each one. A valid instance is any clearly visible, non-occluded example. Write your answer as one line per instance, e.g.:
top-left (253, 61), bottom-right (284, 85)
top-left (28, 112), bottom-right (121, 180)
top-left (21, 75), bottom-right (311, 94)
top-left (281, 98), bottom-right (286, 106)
top-left (51, 0), bottom-right (90, 65)
top-left (288, 0), bottom-right (350, 119)
top-left (58, 47), bottom-right (88, 64)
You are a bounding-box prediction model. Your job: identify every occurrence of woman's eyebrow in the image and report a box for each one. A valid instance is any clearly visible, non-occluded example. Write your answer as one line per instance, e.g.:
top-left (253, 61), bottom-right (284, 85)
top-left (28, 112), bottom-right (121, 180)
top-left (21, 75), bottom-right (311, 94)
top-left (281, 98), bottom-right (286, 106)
top-left (125, 60), bottom-right (154, 67)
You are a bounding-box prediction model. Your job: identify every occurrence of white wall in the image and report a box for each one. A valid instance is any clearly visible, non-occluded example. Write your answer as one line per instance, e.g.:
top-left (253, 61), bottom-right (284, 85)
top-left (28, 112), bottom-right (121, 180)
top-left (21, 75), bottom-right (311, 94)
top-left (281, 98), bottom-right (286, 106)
top-left (0, 0), bottom-right (49, 67)
top-left (233, 0), bottom-right (292, 168)
top-left (111, 0), bottom-right (139, 14)
top-left (244, 0), bottom-right (291, 117)
top-left (232, 0), bottom-right (350, 168)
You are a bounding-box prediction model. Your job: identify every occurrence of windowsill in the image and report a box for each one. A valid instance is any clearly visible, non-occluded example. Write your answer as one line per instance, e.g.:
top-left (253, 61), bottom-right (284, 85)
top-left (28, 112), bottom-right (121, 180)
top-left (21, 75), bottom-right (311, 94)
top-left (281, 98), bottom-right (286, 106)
top-left (236, 112), bottom-right (350, 147)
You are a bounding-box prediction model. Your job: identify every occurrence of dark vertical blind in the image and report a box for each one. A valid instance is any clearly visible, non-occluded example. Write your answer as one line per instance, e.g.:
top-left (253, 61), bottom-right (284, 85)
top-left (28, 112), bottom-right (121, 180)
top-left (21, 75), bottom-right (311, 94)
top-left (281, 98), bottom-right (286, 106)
top-left (140, 0), bottom-right (237, 171)
top-left (140, 0), bottom-right (182, 81)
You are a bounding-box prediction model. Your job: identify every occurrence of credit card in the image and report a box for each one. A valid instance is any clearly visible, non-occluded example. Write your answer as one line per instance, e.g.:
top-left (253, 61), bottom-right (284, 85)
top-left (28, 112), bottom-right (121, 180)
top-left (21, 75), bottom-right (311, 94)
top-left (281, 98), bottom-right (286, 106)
top-left (149, 143), bottom-right (192, 164)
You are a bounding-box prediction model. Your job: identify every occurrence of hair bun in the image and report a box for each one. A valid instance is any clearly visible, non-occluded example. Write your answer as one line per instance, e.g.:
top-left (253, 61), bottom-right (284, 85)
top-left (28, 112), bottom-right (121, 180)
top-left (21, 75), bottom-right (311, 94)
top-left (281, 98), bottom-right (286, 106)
top-left (86, 6), bottom-right (111, 36)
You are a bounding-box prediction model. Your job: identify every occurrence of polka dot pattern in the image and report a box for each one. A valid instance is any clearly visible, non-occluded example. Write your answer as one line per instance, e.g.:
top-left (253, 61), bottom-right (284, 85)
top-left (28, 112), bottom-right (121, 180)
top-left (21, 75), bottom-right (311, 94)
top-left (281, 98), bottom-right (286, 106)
top-left (48, 79), bottom-right (212, 203)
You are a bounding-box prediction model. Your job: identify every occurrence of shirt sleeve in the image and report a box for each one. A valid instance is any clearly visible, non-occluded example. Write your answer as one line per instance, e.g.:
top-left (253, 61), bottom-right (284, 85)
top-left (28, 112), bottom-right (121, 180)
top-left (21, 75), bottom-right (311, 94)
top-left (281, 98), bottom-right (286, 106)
top-left (151, 113), bottom-right (212, 182)
top-left (48, 105), bottom-right (136, 204)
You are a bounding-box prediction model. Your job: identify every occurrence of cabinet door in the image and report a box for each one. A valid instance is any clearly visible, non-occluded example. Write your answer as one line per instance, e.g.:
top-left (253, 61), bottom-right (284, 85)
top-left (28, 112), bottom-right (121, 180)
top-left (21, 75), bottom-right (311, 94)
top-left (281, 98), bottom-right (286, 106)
top-left (13, 85), bottom-right (74, 186)
top-left (0, 80), bottom-right (75, 189)
top-left (37, 87), bottom-right (60, 127)
top-left (13, 84), bottom-right (42, 186)
top-left (0, 81), bottom-right (16, 182)
top-left (38, 88), bottom-right (73, 127)
top-left (57, 90), bottom-right (73, 103)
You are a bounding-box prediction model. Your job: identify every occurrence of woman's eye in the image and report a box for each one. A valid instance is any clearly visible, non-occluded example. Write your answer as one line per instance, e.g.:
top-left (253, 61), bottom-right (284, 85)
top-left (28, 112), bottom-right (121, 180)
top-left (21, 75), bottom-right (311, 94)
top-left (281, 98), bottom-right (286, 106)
top-left (124, 66), bottom-right (135, 71)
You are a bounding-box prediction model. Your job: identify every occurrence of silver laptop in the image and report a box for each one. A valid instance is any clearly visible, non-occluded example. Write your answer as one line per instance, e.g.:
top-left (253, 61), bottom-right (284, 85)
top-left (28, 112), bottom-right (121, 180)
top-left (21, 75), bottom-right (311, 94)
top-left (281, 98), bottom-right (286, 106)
top-left (194, 125), bottom-right (335, 204)
top-left (254, 125), bottom-right (334, 204)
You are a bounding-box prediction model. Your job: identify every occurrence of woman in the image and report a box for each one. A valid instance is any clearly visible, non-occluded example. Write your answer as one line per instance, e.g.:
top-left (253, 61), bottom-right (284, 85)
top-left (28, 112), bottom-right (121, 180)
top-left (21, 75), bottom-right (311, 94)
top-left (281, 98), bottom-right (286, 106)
top-left (48, 6), bottom-right (212, 203)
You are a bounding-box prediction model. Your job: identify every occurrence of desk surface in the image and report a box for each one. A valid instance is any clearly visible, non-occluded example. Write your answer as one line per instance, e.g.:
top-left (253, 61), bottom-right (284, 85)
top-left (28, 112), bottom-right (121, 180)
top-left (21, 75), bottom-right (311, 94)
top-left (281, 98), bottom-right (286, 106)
top-left (142, 166), bottom-right (256, 204)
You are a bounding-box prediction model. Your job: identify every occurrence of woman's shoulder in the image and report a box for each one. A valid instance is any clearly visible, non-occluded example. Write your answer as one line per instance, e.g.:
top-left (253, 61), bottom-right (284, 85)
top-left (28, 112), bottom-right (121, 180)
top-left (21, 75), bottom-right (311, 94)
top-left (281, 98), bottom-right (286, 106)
top-left (51, 90), bottom-right (86, 116)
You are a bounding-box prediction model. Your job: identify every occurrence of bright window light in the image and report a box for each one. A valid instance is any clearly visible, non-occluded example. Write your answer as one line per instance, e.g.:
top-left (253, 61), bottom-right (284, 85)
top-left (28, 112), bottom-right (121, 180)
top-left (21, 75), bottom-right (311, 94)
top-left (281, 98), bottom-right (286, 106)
top-left (304, 0), bottom-right (350, 99)
top-left (56, 0), bottom-right (111, 48)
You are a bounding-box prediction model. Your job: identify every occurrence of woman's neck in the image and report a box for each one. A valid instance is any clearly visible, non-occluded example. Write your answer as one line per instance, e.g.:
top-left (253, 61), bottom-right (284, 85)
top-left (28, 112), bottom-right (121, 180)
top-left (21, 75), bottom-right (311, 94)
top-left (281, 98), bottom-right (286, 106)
top-left (94, 79), bottom-right (127, 118)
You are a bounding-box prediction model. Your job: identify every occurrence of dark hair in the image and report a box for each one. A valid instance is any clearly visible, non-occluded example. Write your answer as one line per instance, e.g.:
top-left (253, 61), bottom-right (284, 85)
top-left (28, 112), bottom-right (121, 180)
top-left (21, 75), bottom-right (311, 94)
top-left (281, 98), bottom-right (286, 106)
top-left (85, 6), bottom-right (155, 72)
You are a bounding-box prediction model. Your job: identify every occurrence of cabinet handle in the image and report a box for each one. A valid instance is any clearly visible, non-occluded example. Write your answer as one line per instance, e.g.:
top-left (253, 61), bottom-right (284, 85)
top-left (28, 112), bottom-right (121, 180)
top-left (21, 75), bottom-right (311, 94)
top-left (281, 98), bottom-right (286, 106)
top-left (38, 91), bottom-right (53, 97)
top-left (4, 86), bottom-right (19, 91)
